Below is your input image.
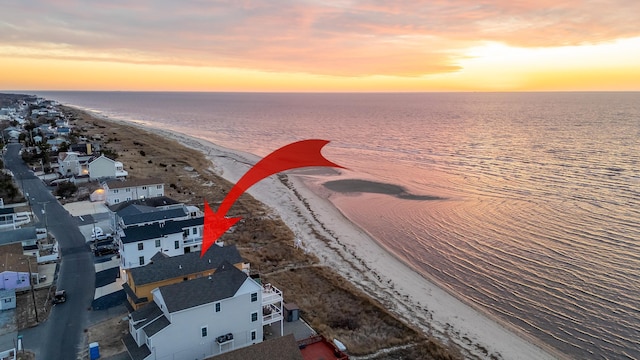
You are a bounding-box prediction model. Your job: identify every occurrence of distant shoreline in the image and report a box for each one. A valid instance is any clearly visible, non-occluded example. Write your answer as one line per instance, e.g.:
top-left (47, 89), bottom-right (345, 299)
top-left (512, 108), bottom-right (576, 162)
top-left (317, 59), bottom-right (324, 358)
top-left (55, 100), bottom-right (563, 359)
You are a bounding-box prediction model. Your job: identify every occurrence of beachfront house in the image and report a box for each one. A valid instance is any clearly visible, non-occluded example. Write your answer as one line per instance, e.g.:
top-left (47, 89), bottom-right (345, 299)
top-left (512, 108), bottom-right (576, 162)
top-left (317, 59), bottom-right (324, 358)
top-left (117, 215), bottom-right (208, 270)
top-left (58, 151), bottom-right (92, 177)
top-left (0, 243), bottom-right (38, 291)
top-left (102, 178), bottom-right (164, 205)
top-left (123, 262), bottom-right (283, 360)
top-left (89, 155), bottom-right (128, 181)
top-left (122, 244), bottom-right (245, 310)
top-left (118, 222), bottom-right (184, 270)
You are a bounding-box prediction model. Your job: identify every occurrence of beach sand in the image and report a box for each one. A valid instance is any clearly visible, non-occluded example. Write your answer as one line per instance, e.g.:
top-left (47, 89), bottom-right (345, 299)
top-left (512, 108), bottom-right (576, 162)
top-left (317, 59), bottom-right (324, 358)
top-left (75, 110), bottom-right (562, 360)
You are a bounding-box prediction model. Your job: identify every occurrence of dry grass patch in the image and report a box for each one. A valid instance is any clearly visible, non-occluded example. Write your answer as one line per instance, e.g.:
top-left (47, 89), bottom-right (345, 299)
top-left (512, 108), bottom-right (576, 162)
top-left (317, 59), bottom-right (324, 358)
top-left (265, 266), bottom-right (421, 355)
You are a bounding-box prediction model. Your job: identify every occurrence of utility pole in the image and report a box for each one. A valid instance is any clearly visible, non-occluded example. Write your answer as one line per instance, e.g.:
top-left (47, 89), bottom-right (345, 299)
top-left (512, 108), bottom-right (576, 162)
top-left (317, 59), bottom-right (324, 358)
top-left (26, 257), bottom-right (39, 323)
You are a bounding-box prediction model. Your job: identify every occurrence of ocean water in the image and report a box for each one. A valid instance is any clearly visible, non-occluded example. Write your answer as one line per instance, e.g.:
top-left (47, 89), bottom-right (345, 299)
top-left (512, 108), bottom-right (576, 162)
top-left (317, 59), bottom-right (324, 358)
top-left (34, 91), bottom-right (640, 359)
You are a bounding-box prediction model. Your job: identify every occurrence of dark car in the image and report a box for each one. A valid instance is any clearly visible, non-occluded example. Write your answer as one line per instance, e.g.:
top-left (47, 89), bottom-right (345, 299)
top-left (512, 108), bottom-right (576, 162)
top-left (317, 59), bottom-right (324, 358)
top-left (52, 290), bottom-right (66, 304)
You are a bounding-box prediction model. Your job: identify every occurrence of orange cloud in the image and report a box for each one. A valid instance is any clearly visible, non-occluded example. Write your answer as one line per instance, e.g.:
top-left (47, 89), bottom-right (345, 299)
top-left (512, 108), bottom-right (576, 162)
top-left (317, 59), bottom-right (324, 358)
top-left (1, 0), bottom-right (639, 90)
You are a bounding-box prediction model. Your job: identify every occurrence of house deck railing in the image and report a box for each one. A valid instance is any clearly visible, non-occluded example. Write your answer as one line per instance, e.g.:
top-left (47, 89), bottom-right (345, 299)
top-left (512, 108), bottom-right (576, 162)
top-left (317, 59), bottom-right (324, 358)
top-left (261, 283), bottom-right (282, 305)
top-left (262, 303), bottom-right (283, 325)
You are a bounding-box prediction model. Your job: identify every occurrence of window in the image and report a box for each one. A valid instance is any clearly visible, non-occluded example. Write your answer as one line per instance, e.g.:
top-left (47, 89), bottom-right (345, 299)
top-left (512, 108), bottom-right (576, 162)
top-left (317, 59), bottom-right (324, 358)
top-left (184, 228), bottom-right (190, 236)
top-left (193, 227), bottom-right (198, 235)
top-left (113, 189), bottom-right (119, 194)
top-left (157, 185), bottom-right (162, 189)
top-left (138, 243), bottom-right (144, 251)
top-left (155, 239), bottom-right (161, 248)
top-left (3, 298), bottom-right (12, 303)
top-left (114, 199), bottom-right (119, 204)
top-left (174, 240), bottom-right (180, 249)
top-left (139, 256), bottom-right (144, 266)
top-left (251, 312), bottom-right (258, 322)
top-left (142, 186), bottom-right (147, 190)
top-left (201, 326), bottom-right (208, 337)
top-left (251, 330), bottom-right (256, 341)
top-left (215, 303), bottom-right (220, 312)
top-left (251, 292), bottom-right (257, 302)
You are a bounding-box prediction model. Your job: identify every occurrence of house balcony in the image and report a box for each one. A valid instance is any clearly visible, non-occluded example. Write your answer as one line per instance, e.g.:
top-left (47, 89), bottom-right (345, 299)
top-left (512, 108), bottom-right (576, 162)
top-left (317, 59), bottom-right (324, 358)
top-left (262, 303), bottom-right (283, 325)
top-left (262, 283), bottom-right (282, 305)
top-left (182, 237), bottom-right (202, 246)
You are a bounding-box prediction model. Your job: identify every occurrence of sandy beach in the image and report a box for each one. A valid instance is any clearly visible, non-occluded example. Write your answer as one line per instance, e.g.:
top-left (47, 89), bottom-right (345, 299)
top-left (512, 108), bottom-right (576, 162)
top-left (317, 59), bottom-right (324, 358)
top-left (85, 112), bottom-right (563, 360)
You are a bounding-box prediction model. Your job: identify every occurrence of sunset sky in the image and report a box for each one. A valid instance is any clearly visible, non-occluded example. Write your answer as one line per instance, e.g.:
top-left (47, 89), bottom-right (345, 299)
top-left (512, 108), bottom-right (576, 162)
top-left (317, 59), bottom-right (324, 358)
top-left (1, 1), bottom-right (639, 92)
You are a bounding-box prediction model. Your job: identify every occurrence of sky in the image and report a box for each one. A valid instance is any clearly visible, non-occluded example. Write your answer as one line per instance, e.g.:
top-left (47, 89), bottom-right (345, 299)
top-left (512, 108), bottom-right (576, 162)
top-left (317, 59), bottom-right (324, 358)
top-left (1, 0), bottom-right (639, 92)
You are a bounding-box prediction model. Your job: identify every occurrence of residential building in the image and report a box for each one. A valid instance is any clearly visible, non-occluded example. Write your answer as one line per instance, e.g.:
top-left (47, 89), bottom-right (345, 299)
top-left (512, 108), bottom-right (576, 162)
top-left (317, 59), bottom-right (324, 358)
top-left (122, 244), bottom-right (245, 310)
top-left (103, 178), bottom-right (164, 205)
top-left (118, 216), bottom-right (207, 270)
top-left (0, 243), bottom-right (38, 291)
top-left (106, 196), bottom-right (182, 229)
top-left (118, 223), bottom-right (184, 270)
top-left (123, 262), bottom-right (283, 360)
top-left (0, 289), bottom-right (16, 311)
top-left (58, 151), bottom-right (92, 177)
top-left (89, 154), bottom-right (128, 181)
top-left (0, 208), bottom-right (17, 230)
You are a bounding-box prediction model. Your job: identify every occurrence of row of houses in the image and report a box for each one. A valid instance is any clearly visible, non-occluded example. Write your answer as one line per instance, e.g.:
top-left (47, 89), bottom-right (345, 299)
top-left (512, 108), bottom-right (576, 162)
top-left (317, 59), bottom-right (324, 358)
top-left (100, 192), bottom-right (287, 360)
top-left (58, 152), bottom-right (127, 181)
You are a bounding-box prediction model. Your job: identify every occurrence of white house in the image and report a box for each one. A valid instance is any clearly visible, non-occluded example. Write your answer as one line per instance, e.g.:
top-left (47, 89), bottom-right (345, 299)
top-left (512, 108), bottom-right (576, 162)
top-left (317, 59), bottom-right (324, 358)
top-left (118, 223), bottom-right (185, 270)
top-left (89, 155), bottom-right (128, 181)
top-left (103, 178), bottom-right (164, 205)
top-left (117, 216), bottom-right (205, 270)
top-left (58, 151), bottom-right (92, 177)
top-left (123, 262), bottom-right (283, 360)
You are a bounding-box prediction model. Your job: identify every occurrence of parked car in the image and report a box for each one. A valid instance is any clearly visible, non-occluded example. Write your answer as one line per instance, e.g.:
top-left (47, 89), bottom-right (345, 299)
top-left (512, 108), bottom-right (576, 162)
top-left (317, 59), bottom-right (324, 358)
top-left (52, 290), bottom-right (66, 304)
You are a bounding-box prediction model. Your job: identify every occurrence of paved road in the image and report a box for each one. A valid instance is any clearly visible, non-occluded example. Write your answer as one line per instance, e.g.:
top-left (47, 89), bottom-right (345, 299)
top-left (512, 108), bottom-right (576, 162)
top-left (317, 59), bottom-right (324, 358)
top-left (4, 143), bottom-right (96, 360)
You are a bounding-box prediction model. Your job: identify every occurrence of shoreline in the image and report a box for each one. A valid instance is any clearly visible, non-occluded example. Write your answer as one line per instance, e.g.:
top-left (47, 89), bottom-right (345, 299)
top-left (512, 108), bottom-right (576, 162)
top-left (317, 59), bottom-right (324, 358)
top-left (71, 105), bottom-right (562, 359)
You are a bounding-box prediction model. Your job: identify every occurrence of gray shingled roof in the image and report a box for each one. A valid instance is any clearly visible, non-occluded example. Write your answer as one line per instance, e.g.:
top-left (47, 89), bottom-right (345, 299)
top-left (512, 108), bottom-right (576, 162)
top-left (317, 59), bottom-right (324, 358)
top-left (108, 196), bottom-right (180, 213)
top-left (0, 227), bottom-right (37, 246)
top-left (129, 245), bottom-right (243, 286)
top-left (122, 207), bottom-right (187, 226)
top-left (143, 315), bottom-right (170, 337)
top-left (121, 224), bottom-right (166, 244)
top-left (207, 334), bottom-right (304, 360)
top-left (159, 262), bottom-right (248, 313)
top-left (122, 333), bottom-right (151, 360)
top-left (162, 217), bottom-right (203, 233)
top-left (130, 302), bottom-right (163, 329)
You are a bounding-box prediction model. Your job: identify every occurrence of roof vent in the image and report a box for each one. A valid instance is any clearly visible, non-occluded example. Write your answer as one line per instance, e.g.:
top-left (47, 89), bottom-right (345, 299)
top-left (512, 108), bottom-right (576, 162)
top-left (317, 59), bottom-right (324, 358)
top-left (179, 264), bottom-right (182, 269)
top-left (208, 276), bottom-right (212, 280)
top-left (208, 259), bottom-right (211, 263)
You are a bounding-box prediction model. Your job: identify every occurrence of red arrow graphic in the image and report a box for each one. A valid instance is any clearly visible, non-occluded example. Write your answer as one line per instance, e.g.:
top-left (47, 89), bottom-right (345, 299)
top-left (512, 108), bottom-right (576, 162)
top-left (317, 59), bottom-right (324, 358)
top-left (202, 139), bottom-right (345, 256)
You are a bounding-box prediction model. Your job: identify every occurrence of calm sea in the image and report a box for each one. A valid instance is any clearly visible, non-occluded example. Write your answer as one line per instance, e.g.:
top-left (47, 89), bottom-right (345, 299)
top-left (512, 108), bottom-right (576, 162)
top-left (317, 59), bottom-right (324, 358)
top-left (33, 91), bottom-right (640, 359)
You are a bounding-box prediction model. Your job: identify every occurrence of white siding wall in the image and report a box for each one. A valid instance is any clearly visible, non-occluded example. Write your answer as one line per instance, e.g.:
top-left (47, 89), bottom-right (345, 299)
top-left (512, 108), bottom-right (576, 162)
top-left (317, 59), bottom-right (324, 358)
top-left (120, 233), bottom-right (184, 270)
top-left (149, 279), bottom-right (263, 360)
top-left (106, 184), bottom-right (165, 205)
top-left (89, 156), bottom-right (116, 180)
